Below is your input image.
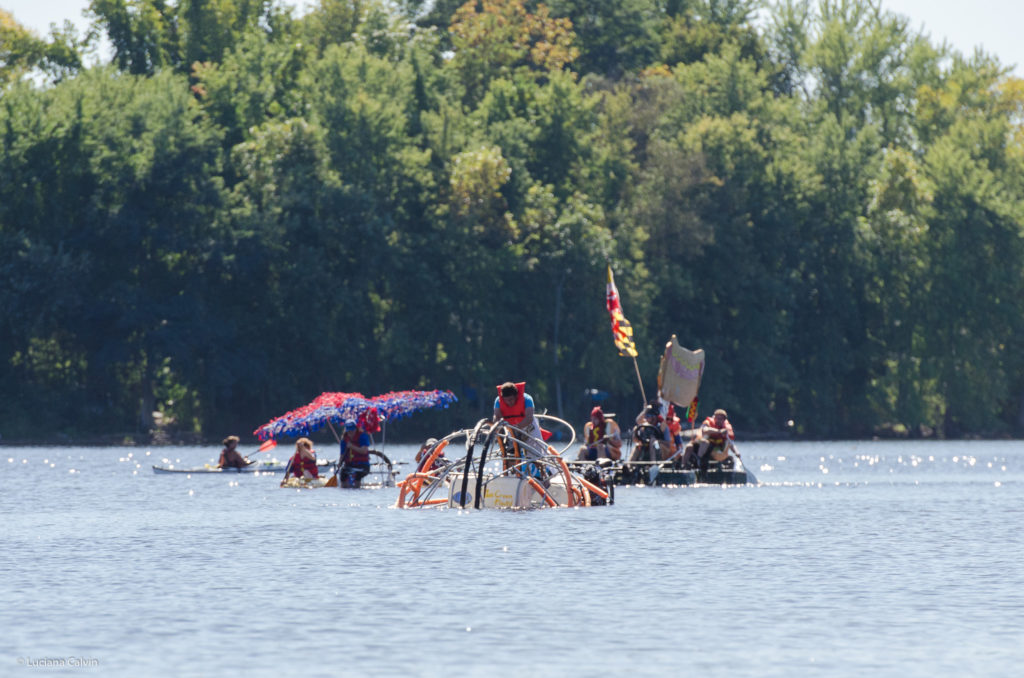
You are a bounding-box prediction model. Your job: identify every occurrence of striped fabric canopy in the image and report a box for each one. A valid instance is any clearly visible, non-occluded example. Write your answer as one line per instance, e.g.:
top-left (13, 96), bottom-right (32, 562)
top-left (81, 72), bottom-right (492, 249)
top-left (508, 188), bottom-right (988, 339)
top-left (254, 389), bottom-right (457, 441)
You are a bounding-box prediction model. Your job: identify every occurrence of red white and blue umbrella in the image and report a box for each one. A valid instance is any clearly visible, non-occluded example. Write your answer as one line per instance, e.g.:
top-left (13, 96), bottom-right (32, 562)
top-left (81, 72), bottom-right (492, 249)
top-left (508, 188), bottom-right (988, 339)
top-left (254, 389), bottom-right (457, 441)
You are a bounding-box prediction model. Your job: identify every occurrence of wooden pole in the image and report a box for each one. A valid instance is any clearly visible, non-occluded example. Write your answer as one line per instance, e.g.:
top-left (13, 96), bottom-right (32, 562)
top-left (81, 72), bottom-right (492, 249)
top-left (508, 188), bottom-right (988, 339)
top-left (632, 355), bottom-right (647, 406)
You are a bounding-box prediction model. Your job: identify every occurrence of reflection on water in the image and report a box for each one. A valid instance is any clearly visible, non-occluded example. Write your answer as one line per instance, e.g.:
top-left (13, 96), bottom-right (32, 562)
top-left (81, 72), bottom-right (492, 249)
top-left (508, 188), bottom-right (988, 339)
top-left (2, 440), bottom-right (1023, 677)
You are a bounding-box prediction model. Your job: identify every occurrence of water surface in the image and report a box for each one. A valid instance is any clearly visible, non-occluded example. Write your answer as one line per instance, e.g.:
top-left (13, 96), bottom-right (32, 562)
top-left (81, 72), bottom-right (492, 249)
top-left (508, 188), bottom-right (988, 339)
top-left (2, 440), bottom-right (1022, 677)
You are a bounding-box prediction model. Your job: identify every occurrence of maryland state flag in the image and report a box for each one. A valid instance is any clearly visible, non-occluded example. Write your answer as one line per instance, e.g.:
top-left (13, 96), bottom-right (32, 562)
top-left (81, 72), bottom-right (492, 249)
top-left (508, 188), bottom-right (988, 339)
top-left (606, 264), bottom-right (638, 358)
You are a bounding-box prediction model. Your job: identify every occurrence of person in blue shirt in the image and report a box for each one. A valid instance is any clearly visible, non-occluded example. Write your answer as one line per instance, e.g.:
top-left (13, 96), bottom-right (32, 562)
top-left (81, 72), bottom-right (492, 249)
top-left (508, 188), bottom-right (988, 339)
top-left (493, 381), bottom-right (546, 454)
top-left (338, 419), bottom-right (372, 487)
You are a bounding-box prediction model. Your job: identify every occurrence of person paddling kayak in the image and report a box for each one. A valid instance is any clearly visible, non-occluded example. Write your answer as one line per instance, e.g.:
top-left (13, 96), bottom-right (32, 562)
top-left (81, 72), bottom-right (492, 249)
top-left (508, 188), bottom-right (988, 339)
top-left (218, 436), bottom-right (252, 469)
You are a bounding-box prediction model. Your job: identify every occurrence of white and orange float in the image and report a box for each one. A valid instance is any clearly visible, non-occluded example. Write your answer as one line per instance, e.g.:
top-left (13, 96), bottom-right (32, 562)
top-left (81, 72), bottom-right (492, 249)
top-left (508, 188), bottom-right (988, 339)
top-left (396, 415), bottom-right (613, 510)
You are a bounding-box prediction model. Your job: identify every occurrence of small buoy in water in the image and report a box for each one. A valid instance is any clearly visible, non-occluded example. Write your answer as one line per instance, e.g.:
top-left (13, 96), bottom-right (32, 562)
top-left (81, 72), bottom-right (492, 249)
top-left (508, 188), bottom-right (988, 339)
top-left (466, 627), bottom-right (471, 632)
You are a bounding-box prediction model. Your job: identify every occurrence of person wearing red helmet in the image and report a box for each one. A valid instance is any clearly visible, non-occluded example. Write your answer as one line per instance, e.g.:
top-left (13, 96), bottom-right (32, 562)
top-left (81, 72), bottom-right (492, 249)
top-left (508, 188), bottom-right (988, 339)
top-left (577, 406), bottom-right (622, 461)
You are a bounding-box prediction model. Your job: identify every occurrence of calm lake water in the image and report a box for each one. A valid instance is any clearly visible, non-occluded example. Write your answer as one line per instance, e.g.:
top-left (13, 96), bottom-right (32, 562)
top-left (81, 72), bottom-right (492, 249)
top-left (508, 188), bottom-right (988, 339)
top-left (2, 440), bottom-right (1022, 677)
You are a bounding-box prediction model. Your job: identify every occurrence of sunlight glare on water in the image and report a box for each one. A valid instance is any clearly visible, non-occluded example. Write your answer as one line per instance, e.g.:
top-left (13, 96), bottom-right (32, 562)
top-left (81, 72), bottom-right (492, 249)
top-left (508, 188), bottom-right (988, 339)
top-left (1, 440), bottom-right (1022, 677)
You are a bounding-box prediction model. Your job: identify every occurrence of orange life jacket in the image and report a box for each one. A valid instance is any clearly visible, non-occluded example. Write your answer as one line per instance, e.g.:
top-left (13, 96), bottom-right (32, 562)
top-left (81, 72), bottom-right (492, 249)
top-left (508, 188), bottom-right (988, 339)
top-left (586, 421), bottom-right (606, 445)
top-left (701, 416), bottom-right (734, 444)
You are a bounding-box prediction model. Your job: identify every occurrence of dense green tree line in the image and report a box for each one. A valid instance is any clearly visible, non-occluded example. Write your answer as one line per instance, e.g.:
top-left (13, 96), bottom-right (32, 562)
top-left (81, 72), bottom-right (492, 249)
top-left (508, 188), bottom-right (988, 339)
top-left (2, 0), bottom-right (1022, 441)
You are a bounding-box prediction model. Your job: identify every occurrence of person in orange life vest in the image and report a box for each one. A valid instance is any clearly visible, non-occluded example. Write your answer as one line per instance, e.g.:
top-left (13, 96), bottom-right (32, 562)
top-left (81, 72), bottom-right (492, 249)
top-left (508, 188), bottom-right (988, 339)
top-left (493, 381), bottom-right (546, 453)
top-left (218, 435), bottom-right (251, 469)
top-left (632, 403), bottom-right (677, 460)
top-left (339, 419), bottom-right (372, 487)
top-left (697, 408), bottom-right (737, 469)
top-left (665, 406), bottom-right (684, 450)
top-left (577, 406), bottom-right (622, 461)
top-left (286, 437), bottom-right (319, 479)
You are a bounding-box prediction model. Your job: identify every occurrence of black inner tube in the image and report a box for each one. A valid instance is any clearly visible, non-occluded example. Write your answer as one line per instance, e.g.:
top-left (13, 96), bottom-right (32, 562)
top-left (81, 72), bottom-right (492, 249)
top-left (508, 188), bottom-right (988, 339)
top-left (474, 421), bottom-right (506, 509)
top-left (459, 418), bottom-right (489, 508)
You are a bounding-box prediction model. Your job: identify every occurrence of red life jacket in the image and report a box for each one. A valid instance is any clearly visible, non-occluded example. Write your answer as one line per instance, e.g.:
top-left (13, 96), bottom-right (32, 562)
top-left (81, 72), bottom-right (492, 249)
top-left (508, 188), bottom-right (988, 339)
top-left (496, 382), bottom-right (526, 424)
top-left (342, 430), bottom-right (370, 464)
top-left (586, 421), bottom-right (606, 445)
top-left (290, 452), bottom-right (319, 478)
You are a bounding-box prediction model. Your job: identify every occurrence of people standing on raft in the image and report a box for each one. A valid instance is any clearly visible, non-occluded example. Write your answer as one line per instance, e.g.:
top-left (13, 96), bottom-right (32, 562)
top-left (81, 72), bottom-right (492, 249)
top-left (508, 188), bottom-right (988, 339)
top-left (218, 435), bottom-right (251, 469)
top-left (493, 381), bottom-right (546, 453)
top-left (338, 419), bottom-right (372, 487)
top-left (285, 437), bottom-right (319, 480)
top-left (577, 406), bottom-right (622, 461)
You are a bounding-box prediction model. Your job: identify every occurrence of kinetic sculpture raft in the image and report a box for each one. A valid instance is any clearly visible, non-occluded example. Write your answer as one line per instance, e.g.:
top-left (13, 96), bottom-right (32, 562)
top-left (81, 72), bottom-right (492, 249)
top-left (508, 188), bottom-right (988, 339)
top-left (396, 415), bottom-right (613, 510)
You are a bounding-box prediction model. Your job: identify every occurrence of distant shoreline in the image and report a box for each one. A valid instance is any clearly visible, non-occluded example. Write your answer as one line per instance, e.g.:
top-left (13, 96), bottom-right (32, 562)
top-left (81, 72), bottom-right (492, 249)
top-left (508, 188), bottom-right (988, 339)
top-left (1, 429), bottom-right (1015, 446)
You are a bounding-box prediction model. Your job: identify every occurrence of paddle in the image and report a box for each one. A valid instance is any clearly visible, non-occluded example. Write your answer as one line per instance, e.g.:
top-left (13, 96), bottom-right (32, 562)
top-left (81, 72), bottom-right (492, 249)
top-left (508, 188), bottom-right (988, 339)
top-left (580, 433), bottom-right (614, 461)
top-left (630, 423), bottom-right (665, 484)
top-left (326, 420), bottom-right (343, 487)
top-left (243, 438), bottom-right (278, 465)
top-left (647, 447), bottom-right (661, 484)
top-left (728, 440), bottom-right (757, 484)
top-left (279, 457), bottom-right (294, 487)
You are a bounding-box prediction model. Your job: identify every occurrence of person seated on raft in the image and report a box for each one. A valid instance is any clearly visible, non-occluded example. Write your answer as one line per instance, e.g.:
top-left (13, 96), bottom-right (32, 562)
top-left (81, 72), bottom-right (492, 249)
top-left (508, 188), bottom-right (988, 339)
top-left (339, 419), bottom-right (372, 487)
top-left (493, 381), bottom-right (546, 453)
top-left (218, 435), bottom-right (252, 469)
top-left (665, 405), bottom-right (684, 451)
top-left (577, 406), bottom-right (622, 462)
top-left (696, 408), bottom-right (738, 470)
top-left (285, 437), bottom-right (319, 480)
top-left (632, 403), bottom-right (676, 460)
top-left (678, 431), bottom-right (702, 470)
top-left (414, 437), bottom-right (444, 472)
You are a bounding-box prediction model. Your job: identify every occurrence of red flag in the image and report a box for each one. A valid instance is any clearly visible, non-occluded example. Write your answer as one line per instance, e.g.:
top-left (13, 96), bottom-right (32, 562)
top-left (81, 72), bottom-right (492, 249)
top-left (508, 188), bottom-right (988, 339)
top-left (606, 265), bottom-right (638, 357)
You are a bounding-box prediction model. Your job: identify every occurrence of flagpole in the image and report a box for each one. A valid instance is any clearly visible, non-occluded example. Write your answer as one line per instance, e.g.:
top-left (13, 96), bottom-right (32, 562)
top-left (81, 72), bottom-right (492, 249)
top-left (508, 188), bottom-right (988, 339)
top-left (631, 355), bottom-right (647, 406)
top-left (606, 263), bottom-right (647, 409)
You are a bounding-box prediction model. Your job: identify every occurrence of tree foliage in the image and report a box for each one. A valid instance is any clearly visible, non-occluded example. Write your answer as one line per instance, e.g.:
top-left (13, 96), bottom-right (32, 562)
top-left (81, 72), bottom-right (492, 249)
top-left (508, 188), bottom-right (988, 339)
top-left (2, 0), bottom-right (1022, 441)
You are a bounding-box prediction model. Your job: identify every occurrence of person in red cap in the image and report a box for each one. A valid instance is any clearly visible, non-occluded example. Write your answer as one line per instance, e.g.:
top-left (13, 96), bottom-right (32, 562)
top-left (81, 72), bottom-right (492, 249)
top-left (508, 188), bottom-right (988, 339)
top-left (577, 406), bottom-right (622, 461)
